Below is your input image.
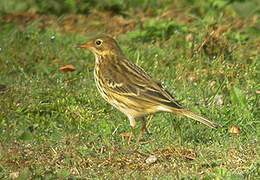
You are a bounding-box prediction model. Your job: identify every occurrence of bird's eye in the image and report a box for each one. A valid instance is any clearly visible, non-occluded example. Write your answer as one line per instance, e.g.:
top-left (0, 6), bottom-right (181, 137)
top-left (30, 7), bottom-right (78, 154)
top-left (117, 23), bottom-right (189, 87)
top-left (95, 40), bottom-right (102, 46)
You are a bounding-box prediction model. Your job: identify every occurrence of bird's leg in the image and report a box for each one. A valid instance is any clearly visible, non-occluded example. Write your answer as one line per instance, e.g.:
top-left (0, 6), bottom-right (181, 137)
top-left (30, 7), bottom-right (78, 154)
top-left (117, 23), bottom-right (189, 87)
top-left (128, 117), bottom-right (136, 145)
top-left (119, 131), bottom-right (133, 145)
top-left (120, 117), bottom-right (136, 145)
top-left (137, 117), bottom-right (146, 143)
top-left (133, 117), bottom-right (147, 150)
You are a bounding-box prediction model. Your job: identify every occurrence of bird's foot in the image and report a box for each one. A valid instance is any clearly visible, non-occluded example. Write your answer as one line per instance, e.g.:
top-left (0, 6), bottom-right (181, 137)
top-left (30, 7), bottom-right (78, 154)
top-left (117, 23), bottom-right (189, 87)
top-left (119, 132), bottom-right (133, 145)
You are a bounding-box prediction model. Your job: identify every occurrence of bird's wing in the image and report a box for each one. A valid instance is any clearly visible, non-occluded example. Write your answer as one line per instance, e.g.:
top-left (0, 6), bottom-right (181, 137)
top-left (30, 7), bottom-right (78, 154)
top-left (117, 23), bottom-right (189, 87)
top-left (102, 58), bottom-right (183, 110)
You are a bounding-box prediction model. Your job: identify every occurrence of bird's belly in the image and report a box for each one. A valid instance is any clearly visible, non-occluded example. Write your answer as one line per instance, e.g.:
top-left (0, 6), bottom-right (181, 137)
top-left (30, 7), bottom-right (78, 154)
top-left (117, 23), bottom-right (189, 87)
top-left (94, 70), bottom-right (109, 101)
top-left (108, 96), bottom-right (161, 118)
top-left (94, 70), bottom-right (160, 118)
top-left (95, 82), bottom-right (109, 103)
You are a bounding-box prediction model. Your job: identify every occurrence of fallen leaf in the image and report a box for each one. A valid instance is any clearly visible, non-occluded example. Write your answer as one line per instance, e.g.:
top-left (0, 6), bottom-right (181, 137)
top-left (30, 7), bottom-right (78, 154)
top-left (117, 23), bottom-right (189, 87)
top-left (59, 65), bottom-right (76, 72)
top-left (146, 155), bottom-right (157, 165)
top-left (229, 126), bottom-right (241, 134)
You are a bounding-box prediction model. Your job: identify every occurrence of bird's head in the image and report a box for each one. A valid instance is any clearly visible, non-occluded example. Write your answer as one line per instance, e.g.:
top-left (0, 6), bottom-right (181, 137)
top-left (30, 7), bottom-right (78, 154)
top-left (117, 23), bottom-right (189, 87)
top-left (79, 36), bottom-right (124, 58)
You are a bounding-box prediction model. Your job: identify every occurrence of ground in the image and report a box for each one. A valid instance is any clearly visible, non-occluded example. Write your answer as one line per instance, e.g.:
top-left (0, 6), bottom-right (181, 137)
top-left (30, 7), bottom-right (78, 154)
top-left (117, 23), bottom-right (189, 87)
top-left (0, 0), bottom-right (259, 179)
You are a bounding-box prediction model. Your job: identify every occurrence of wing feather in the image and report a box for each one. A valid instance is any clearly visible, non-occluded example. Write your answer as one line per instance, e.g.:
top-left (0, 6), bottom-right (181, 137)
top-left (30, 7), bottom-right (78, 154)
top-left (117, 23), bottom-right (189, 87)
top-left (102, 58), bottom-right (183, 110)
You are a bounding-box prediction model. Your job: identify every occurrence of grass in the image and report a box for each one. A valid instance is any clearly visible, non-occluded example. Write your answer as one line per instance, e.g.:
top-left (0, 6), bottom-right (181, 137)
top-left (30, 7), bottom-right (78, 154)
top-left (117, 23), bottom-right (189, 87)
top-left (0, 0), bottom-right (259, 179)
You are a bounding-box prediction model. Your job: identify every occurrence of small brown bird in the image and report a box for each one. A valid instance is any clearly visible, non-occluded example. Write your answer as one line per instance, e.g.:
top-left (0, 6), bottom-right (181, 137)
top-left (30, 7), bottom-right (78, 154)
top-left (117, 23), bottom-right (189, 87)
top-left (80, 35), bottom-right (220, 143)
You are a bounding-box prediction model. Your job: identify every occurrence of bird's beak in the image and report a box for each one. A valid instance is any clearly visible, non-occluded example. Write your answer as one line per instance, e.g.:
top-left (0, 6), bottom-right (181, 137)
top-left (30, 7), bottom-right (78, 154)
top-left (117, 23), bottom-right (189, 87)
top-left (78, 44), bottom-right (90, 49)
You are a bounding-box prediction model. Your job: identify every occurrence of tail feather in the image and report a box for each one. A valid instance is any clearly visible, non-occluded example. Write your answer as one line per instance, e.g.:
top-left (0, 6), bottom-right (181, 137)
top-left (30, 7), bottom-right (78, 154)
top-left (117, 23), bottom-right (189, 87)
top-left (180, 110), bottom-right (221, 129)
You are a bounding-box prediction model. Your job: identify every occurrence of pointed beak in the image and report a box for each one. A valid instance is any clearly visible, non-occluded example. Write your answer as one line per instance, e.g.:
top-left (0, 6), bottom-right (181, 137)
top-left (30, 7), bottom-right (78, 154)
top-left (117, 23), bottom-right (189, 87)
top-left (78, 44), bottom-right (90, 49)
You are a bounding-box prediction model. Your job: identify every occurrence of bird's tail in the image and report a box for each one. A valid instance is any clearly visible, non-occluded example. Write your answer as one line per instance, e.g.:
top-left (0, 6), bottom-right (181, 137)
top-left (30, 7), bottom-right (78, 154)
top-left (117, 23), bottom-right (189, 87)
top-left (173, 109), bottom-right (221, 129)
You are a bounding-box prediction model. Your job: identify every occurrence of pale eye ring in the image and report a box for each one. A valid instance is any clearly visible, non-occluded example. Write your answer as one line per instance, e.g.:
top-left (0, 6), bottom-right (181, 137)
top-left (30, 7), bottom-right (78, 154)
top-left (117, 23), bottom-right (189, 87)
top-left (95, 40), bottom-right (102, 46)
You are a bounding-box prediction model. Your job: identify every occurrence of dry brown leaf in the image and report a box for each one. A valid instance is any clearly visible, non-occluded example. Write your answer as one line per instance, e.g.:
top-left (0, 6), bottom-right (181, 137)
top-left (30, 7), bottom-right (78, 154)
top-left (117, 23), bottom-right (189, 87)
top-left (59, 65), bottom-right (76, 72)
top-left (229, 126), bottom-right (241, 134)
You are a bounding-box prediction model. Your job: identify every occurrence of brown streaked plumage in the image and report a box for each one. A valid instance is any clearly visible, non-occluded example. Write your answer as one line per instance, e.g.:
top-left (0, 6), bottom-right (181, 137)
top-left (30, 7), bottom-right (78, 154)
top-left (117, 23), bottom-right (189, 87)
top-left (80, 35), bottom-right (220, 143)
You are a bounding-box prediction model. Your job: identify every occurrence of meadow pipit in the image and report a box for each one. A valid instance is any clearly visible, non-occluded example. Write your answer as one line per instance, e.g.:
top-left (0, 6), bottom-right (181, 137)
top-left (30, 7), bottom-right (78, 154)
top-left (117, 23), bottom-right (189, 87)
top-left (80, 35), bottom-right (220, 143)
